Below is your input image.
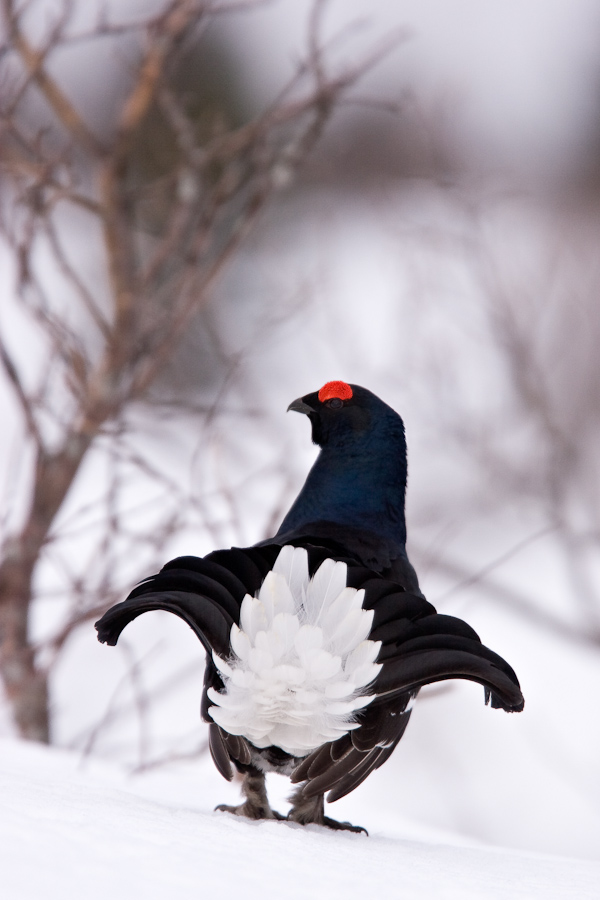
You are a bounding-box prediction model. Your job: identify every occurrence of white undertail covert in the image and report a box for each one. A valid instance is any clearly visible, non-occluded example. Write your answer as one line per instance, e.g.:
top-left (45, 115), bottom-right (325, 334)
top-left (208, 546), bottom-right (382, 756)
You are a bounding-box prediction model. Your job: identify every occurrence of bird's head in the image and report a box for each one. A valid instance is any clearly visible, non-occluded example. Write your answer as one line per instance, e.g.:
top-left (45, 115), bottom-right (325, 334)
top-left (279, 381), bottom-right (409, 545)
top-left (287, 381), bottom-right (403, 450)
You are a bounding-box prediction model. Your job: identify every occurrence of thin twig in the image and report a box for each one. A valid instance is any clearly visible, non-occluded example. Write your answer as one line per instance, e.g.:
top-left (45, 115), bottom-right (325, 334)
top-left (0, 333), bottom-right (42, 445)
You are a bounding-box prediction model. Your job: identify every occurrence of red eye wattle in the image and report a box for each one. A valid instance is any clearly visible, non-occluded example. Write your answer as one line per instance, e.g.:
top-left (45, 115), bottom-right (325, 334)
top-left (318, 381), bottom-right (353, 403)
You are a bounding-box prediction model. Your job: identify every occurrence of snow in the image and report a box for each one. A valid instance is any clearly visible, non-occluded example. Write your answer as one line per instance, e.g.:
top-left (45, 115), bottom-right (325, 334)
top-left (1, 739), bottom-right (598, 900)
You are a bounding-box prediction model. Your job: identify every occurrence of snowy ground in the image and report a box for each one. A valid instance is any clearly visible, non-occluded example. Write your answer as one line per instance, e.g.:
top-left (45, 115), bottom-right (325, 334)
top-left (1, 739), bottom-right (599, 900)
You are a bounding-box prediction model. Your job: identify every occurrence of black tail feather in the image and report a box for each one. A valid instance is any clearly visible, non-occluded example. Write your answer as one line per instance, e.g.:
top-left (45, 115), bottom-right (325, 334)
top-left (94, 551), bottom-right (272, 656)
top-left (96, 541), bottom-right (524, 809)
top-left (95, 590), bottom-right (234, 657)
top-left (368, 605), bottom-right (524, 712)
top-left (326, 744), bottom-right (394, 803)
top-left (376, 648), bottom-right (524, 711)
top-left (209, 724), bottom-right (234, 781)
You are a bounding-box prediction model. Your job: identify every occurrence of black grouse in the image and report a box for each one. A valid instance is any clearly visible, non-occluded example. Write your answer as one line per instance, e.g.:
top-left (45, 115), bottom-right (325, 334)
top-left (96, 381), bottom-right (524, 833)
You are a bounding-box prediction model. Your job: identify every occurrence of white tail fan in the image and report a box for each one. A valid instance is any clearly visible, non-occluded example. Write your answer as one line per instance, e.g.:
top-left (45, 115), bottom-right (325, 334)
top-left (208, 546), bottom-right (382, 756)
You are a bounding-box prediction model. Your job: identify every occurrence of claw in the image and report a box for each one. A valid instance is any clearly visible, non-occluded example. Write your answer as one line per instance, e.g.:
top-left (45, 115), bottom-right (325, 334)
top-left (322, 815), bottom-right (368, 835)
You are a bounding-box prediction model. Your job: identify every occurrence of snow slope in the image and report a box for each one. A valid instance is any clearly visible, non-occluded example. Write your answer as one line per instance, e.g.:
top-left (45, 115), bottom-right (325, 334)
top-left (1, 739), bottom-right (598, 900)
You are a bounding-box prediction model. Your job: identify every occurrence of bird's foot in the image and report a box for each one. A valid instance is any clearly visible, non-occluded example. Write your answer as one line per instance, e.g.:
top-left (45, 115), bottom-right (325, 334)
top-left (215, 765), bottom-right (285, 821)
top-left (215, 802), bottom-right (285, 821)
top-left (286, 808), bottom-right (367, 834)
top-left (286, 787), bottom-right (367, 834)
top-left (322, 815), bottom-right (368, 835)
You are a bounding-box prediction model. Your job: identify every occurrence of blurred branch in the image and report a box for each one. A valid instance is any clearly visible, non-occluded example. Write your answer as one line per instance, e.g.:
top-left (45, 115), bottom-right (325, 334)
top-left (434, 526), bottom-right (556, 603)
top-left (431, 551), bottom-right (600, 648)
top-left (0, 334), bottom-right (41, 445)
top-left (462, 205), bottom-right (600, 630)
top-left (129, 738), bottom-right (209, 774)
top-left (2, 0), bottom-right (104, 154)
top-left (75, 648), bottom-right (203, 762)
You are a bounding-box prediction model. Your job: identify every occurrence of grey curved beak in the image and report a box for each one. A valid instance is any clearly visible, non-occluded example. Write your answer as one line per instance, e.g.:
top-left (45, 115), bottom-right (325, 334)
top-left (287, 397), bottom-right (314, 415)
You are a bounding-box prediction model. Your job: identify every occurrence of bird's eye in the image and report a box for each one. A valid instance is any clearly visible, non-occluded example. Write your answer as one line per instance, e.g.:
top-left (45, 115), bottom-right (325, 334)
top-left (327, 397), bottom-right (343, 409)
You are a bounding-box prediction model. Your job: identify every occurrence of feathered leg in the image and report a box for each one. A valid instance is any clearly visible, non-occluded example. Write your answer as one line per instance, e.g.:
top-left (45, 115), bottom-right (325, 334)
top-left (287, 785), bottom-right (367, 834)
top-left (216, 766), bottom-right (284, 821)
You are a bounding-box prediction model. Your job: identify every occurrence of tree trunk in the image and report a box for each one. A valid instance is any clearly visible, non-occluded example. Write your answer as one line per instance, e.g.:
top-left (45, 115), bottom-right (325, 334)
top-left (0, 440), bottom-right (91, 742)
top-left (0, 557), bottom-right (49, 742)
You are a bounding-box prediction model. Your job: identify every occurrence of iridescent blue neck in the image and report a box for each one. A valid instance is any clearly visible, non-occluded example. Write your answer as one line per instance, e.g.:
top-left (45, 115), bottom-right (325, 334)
top-left (278, 420), bottom-right (407, 547)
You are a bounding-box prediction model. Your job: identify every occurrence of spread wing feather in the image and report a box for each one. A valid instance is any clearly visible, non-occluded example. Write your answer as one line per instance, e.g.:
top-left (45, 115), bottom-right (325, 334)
top-left (95, 589), bottom-right (234, 656)
top-left (96, 540), bottom-right (524, 802)
top-left (95, 549), bottom-right (278, 656)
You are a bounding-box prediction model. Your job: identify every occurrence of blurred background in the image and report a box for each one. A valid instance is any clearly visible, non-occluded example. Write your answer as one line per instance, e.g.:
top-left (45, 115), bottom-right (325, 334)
top-left (1, 0), bottom-right (600, 861)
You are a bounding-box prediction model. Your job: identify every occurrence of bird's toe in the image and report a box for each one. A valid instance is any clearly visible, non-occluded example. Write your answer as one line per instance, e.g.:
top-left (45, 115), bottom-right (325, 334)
top-left (215, 802), bottom-right (283, 821)
top-left (322, 815), bottom-right (368, 835)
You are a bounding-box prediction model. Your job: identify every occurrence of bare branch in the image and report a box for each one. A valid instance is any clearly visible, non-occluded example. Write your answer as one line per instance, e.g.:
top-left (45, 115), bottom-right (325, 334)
top-left (2, 0), bottom-right (104, 154)
top-left (434, 525), bottom-right (557, 603)
top-left (42, 216), bottom-right (110, 340)
top-left (426, 547), bottom-right (600, 649)
top-left (0, 333), bottom-right (42, 445)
